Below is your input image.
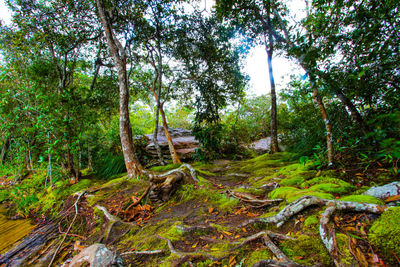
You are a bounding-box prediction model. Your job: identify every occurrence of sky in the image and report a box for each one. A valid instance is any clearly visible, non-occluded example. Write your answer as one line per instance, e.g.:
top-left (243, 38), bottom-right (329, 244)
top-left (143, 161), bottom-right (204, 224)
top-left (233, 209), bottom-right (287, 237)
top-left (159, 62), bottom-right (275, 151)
top-left (0, 0), bottom-right (303, 96)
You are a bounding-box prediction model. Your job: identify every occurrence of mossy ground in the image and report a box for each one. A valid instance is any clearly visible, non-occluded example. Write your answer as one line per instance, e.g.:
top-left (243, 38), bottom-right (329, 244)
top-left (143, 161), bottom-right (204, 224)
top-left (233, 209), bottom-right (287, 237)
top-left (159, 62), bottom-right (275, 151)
top-left (1, 152), bottom-right (397, 266)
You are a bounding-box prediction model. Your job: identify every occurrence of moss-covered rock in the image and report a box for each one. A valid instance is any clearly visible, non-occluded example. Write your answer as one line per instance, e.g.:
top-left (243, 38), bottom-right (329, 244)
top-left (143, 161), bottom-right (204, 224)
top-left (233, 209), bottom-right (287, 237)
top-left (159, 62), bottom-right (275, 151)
top-left (369, 207), bottom-right (400, 265)
top-left (269, 186), bottom-right (300, 200)
top-left (339, 195), bottom-right (385, 205)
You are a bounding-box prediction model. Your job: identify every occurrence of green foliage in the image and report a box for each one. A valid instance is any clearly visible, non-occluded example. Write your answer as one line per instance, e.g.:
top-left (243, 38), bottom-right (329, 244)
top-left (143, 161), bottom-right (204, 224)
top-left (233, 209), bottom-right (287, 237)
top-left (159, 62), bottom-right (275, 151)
top-left (369, 207), bottom-right (400, 265)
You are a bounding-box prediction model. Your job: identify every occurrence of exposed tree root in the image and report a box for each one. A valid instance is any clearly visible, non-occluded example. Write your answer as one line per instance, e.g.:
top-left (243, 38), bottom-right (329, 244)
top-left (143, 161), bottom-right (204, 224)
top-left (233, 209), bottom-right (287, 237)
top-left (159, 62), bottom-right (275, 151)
top-left (95, 205), bottom-right (133, 243)
top-left (240, 195), bottom-right (389, 267)
top-left (156, 235), bottom-right (228, 262)
top-left (126, 186), bottom-right (151, 210)
top-left (120, 249), bottom-right (166, 256)
top-left (227, 190), bottom-right (283, 207)
top-left (48, 191), bottom-right (86, 267)
top-left (147, 164), bottom-right (199, 204)
top-left (231, 230), bottom-right (301, 266)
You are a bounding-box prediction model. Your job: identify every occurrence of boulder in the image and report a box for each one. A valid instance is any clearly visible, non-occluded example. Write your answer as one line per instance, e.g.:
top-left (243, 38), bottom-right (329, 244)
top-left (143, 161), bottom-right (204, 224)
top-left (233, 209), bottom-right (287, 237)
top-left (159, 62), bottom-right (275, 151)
top-left (145, 127), bottom-right (198, 160)
top-left (68, 243), bottom-right (124, 267)
top-left (249, 137), bottom-right (271, 154)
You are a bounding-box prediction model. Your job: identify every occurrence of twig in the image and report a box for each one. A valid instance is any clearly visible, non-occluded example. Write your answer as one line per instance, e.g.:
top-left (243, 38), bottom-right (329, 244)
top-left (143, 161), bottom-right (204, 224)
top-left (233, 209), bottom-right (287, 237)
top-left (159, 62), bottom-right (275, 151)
top-left (57, 222), bottom-right (87, 240)
top-left (48, 191), bottom-right (85, 267)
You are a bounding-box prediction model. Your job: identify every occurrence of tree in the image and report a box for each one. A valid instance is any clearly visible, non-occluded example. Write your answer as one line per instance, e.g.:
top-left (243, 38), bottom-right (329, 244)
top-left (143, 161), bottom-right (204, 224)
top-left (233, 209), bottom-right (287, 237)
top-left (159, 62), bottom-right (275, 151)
top-left (96, 0), bottom-right (144, 178)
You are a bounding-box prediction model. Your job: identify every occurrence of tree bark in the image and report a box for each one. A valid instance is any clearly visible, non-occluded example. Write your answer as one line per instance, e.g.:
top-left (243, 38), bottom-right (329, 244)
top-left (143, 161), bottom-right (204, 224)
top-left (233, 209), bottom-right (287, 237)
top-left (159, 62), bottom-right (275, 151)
top-left (96, 0), bottom-right (143, 178)
top-left (149, 88), bottom-right (181, 164)
top-left (309, 76), bottom-right (334, 166)
top-left (160, 103), bottom-right (181, 164)
top-left (265, 4), bottom-right (279, 153)
top-left (1, 137), bottom-right (10, 165)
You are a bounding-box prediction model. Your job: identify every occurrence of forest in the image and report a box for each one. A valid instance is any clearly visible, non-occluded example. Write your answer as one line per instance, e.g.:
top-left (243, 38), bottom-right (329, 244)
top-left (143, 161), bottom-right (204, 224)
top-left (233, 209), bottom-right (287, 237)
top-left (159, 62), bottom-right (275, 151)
top-left (0, 0), bottom-right (399, 266)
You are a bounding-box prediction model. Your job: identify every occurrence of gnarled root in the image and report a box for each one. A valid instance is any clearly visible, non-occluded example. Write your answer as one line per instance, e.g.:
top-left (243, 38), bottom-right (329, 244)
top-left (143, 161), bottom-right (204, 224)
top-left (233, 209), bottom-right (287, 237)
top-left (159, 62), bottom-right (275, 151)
top-left (241, 196), bottom-right (388, 267)
top-left (227, 190), bottom-right (283, 207)
top-left (95, 205), bottom-right (133, 243)
top-left (147, 164), bottom-right (198, 204)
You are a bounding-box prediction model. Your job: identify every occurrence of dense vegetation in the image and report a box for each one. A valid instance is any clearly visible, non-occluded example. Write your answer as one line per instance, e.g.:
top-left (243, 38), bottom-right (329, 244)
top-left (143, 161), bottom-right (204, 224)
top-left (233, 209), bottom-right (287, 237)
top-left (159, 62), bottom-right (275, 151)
top-left (0, 0), bottom-right (399, 266)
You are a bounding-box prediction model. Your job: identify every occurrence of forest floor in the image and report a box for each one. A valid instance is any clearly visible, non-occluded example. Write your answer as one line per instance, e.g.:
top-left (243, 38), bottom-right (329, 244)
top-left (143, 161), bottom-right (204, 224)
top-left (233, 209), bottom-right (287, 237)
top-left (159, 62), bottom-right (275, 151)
top-left (1, 152), bottom-right (399, 266)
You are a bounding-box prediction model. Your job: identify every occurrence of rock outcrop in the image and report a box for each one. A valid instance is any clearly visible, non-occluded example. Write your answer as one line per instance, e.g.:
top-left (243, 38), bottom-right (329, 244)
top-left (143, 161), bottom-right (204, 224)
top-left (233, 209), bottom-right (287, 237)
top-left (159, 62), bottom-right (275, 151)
top-left (145, 127), bottom-right (198, 160)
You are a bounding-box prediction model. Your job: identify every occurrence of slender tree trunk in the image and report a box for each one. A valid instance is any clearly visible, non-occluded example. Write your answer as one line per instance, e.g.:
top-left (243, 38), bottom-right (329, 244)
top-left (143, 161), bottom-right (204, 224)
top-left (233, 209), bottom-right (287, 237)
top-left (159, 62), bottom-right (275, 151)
top-left (87, 143), bottom-right (92, 171)
top-left (265, 6), bottom-right (279, 153)
top-left (310, 77), bottom-right (334, 166)
top-left (97, 0), bottom-right (143, 178)
top-left (160, 103), bottom-right (181, 164)
top-left (153, 31), bottom-right (165, 164)
top-left (149, 88), bottom-right (181, 164)
top-left (1, 138), bottom-right (10, 165)
top-left (334, 88), bottom-right (368, 134)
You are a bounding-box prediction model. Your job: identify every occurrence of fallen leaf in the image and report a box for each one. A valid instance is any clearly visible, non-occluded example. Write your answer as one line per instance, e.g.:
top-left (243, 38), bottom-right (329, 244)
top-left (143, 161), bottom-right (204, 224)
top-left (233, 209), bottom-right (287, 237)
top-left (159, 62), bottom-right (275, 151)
top-left (242, 228), bottom-right (247, 232)
top-left (192, 242), bottom-right (198, 248)
top-left (220, 234), bottom-right (224, 239)
top-left (208, 207), bottom-right (214, 214)
top-left (234, 235), bottom-right (240, 239)
top-left (223, 231), bottom-right (232, 236)
top-left (385, 195), bottom-right (400, 203)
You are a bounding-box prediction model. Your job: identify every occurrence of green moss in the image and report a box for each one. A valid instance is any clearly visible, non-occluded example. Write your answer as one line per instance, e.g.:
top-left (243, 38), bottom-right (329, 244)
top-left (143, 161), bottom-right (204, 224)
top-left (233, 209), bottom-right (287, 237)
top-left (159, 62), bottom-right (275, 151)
top-left (244, 249), bottom-right (272, 266)
top-left (336, 233), bottom-right (356, 265)
top-left (161, 222), bottom-right (185, 241)
top-left (280, 176), bottom-right (306, 186)
top-left (150, 163), bottom-right (181, 172)
top-left (308, 183), bottom-right (351, 194)
top-left (304, 214), bottom-right (320, 230)
top-left (269, 186), bottom-right (300, 200)
top-left (369, 207), bottom-right (400, 265)
top-left (173, 184), bottom-right (238, 211)
top-left (234, 187), bottom-right (264, 196)
top-left (281, 234), bottom-right (332, 265)
top-left (286, 190), bottom-right (334, 203)
top-left (301, 176), bottom-right (354, 192)
top-left (339, 195), bottom-right (385, 205)
top-left (196, 169), bottom-right (217, 177)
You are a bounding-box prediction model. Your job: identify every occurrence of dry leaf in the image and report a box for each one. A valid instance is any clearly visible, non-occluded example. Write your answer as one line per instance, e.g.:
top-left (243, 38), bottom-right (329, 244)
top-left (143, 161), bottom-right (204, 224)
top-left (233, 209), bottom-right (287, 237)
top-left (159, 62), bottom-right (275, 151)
top-left (192, 242), bottom-right (198, 248)
top-left (208, 207), bottom-right (214, 213)
top-left (242, 228), bottom-right (247, 232)
top-left (223, 231), bottom-right (232, 236)
top-left (385, 195), bottom-right (400, 203)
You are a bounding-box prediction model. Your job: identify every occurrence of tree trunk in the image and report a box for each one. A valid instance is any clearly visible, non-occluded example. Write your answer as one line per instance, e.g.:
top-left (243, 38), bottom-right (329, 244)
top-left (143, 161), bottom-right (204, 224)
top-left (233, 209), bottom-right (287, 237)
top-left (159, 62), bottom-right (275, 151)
top-left (310, 77), bottom-right (334, 166)
top-left (153, 26), bottom-right (166, 165)
top-left (149, 88), bottom-right (181, 164)
top-left (1, 137), bottom-right (10, 165)
top-left (160, 103), bottom-right (181, 164)
top-left (265, 6), bottom-right (279, 153)
top-left (334, 88), bottom-right (368, 134)
top-left (97, 0), bottom-right (143, 178)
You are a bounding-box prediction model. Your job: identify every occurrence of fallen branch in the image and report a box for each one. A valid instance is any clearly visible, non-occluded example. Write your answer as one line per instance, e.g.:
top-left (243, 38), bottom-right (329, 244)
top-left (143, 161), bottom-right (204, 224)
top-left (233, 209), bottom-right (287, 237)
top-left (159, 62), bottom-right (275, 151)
top-left (48, 191), bottom-right (85, 267)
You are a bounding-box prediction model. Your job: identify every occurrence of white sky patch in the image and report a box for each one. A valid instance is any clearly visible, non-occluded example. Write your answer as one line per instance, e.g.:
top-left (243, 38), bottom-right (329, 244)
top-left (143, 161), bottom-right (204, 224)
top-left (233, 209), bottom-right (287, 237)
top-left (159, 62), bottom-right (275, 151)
top-left (0, 0), bottom-right (11, 25)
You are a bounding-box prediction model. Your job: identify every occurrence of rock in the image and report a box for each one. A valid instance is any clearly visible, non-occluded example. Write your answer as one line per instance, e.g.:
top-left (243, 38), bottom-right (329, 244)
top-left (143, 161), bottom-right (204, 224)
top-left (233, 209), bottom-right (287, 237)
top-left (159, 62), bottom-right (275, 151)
top-left (363, 181), bottom-right (400, 199)
top-left (249, 137), bottom-right (271, 154)
top-left (68, 243), bottom-right (124, 267)
top-left (145, 127), bottom-right (198, 160)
